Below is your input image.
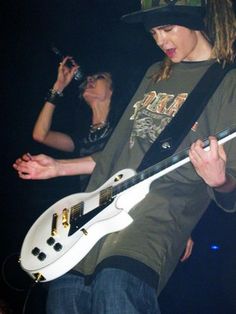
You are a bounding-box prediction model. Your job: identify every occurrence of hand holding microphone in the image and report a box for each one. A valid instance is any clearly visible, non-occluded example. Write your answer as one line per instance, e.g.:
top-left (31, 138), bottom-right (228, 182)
top-left (51, 46), bottom-right (83, 93)
top-left (53, 56), bottom-right (81, 93)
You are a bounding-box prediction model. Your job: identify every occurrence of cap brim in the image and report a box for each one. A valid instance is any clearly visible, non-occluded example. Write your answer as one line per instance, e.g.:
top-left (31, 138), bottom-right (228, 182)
top-left (121, 6), bottom-right (205, 30)
top-left (121, 6), bottom-right (164, 24)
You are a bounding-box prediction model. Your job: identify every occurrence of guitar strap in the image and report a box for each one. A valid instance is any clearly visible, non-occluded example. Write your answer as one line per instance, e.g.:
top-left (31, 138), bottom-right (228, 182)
top-left (137, 62), bottom-right (236, 172)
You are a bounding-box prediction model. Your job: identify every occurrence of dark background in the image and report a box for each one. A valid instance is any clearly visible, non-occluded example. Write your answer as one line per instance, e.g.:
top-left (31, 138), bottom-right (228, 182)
top-left (1, 1), bottom-right (236, 313)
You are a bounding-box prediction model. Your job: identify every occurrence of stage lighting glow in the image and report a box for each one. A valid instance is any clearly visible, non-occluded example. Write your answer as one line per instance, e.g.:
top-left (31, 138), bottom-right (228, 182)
top-left (210, 244), bottom-right (220, 250)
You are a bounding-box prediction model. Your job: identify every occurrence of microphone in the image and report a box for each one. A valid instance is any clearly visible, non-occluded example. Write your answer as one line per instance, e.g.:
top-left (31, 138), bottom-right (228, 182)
top-left (51, 45), bottom-right (83, 81)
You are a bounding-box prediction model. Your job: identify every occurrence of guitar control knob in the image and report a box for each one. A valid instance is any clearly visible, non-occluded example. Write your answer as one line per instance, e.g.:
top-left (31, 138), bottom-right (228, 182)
top-left (47, 237), bottom-right (56, 246)
top-left (31, 247), bottom-right (40, 256)
top-left (53, 243), bottom-right (63, 252)
top-left (38, 252), bottom-right (47, 261)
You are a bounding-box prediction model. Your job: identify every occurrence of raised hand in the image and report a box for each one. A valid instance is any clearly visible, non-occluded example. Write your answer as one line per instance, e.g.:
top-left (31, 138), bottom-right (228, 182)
top-left (53, 56), bottom-right (80, 92)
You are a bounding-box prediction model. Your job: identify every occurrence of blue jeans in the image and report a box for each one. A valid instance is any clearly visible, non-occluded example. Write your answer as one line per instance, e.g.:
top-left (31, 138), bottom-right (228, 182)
top-left (46, 269), bottom-right (161, 314)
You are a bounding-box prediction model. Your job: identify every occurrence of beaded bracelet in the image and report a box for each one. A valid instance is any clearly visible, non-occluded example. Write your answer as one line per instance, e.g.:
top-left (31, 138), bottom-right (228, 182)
top-left (45, 88), bottom-right (64, 106)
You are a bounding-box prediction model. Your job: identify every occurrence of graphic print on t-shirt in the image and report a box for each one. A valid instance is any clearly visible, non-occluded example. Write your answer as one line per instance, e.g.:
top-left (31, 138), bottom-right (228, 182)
top-left (129, 91), bottom-right (188, 148)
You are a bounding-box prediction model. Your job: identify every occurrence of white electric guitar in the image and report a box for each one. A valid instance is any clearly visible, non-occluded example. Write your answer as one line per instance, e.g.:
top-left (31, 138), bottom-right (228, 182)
top-left (19, 126), bottom-right (236, 282)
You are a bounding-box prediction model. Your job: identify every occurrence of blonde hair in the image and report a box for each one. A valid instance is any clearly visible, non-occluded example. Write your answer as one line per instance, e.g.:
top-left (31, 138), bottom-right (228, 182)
top-left (153, 0), bottom-right (236, 82)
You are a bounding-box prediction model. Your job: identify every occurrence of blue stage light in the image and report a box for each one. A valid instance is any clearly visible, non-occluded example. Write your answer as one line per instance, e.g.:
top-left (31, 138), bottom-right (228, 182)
top-left (210, 244), bottom-right (220, 250)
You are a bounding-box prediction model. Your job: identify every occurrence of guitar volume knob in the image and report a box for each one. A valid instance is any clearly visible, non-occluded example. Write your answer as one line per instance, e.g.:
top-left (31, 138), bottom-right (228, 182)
top-left (47, 237), bottom-right (56, 246)
top-left (31, 247), bottom-right (40, 256)
top-left (38, 252), bottom-right (47, 261)
top-left (53, 243), bottom-right (63, 252)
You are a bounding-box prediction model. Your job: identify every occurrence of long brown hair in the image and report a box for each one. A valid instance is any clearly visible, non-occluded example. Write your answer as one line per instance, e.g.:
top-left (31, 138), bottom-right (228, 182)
top-left (153, 0), bottom-right (236, 82)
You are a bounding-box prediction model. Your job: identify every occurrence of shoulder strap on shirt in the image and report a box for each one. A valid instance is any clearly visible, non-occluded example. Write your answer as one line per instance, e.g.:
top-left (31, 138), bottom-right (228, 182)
top-left (137, 62), bottom-right (236, 172)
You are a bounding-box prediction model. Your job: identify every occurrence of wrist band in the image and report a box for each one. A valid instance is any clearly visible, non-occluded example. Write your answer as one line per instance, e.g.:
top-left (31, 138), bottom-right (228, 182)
top-left (45, 88), bottom-right (63, 106)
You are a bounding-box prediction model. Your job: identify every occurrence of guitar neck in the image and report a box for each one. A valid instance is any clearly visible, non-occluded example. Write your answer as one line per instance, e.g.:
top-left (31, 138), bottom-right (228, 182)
top-left (112, 126), bottom-right (236, 197)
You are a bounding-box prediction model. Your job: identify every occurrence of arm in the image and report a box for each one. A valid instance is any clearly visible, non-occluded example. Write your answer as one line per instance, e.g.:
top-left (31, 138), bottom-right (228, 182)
top-left (33, 57), bottom-right (79, 152)
top-left (13, 153), bottom-right (96, 180)
top-left (33, 102), bottom-right (75, 152)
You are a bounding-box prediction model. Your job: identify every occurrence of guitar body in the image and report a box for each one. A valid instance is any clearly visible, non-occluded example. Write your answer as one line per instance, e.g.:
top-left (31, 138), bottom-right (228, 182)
top-left (20, 168), bottom-right (150, 282)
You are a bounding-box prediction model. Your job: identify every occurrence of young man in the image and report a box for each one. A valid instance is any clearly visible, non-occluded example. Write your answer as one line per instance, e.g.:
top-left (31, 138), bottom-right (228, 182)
top-left (13, 1), bottom-right (236, 313)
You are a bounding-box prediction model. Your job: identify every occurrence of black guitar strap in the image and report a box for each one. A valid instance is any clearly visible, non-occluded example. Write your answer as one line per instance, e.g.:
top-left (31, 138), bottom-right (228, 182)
top-left (137, 62), bottom-right (236, 172)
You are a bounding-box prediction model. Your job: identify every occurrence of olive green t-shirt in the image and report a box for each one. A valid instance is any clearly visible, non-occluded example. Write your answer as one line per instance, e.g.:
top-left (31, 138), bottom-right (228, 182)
top-left (74, 60), bottom-right (236, 294)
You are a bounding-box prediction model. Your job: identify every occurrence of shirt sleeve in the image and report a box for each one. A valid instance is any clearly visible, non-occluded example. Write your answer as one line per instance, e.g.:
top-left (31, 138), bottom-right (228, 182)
top-left (206, 69), bottom-right (236, 212)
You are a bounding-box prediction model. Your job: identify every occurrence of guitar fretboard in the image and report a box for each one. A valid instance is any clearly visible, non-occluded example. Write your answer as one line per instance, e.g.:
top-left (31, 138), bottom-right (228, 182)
top-left (110, 126), bottom-right (236, 198)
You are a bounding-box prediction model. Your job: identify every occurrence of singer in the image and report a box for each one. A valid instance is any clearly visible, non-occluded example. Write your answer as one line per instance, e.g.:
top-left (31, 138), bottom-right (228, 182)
top-left (33, 57), bottom-right (118, 190)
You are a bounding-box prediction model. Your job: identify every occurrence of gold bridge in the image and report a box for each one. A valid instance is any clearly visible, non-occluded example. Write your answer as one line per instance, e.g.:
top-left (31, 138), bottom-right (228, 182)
top-left (51, 213), bottom-right (58, 236)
